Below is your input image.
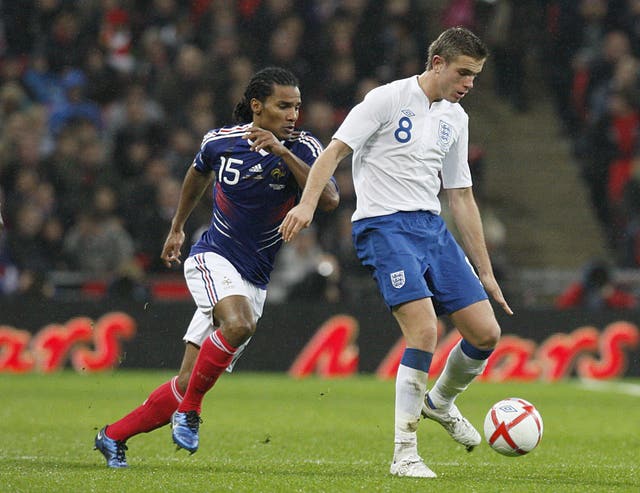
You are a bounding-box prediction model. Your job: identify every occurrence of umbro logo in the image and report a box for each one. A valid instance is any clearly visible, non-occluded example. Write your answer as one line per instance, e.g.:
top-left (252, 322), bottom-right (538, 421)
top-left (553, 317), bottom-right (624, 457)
top-left (249, 163), bottom-right (263, 173)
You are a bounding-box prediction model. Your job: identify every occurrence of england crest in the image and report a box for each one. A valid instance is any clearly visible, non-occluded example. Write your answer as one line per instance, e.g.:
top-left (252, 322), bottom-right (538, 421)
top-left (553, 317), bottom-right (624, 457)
top-left (390, 270), bottom-right (405, 289)
top-left (438, 120), bottom-right (453, 151)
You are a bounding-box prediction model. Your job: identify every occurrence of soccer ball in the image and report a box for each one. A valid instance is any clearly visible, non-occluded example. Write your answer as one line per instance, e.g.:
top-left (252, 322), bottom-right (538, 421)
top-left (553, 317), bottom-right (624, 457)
top-left (483, 397), bottom-right (543, 456)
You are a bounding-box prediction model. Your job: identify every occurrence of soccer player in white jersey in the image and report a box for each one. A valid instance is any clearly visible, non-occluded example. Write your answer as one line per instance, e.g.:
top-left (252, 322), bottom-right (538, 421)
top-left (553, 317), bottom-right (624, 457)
top-left (94, 67), bottom-right (339, 467)
top-left (280, 27), bottom-right (513, 478)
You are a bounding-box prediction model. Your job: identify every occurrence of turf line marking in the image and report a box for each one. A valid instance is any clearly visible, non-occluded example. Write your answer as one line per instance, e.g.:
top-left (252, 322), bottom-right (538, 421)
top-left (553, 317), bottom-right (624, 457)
top-left (578, 378), bottom-right (640, 396)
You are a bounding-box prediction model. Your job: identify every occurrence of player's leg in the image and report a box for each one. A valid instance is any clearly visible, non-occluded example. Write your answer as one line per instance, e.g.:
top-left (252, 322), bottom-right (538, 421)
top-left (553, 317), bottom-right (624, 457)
top-left (105, 343), bottom-right (196, 438)
top-left (422, 300), bottom-right (498, 450)
top-left (352, 212), bottom-right (438, 478)
top-left (94, 301), bottom-right (216, 467)
top-left (171, 252), bottom-right (265, 453)
top-left (94, 337), bottom-right (200, 468)
top-left (178, 295), bottom-right (256, 412)
top-left (171, 295), bottom-right (255, 453)
top-left (419, 217), bottom-right (494, 450)
top-left (427, 299), bottom-right (500, 410)
top-left (389, 298), bottom-right (438, 479)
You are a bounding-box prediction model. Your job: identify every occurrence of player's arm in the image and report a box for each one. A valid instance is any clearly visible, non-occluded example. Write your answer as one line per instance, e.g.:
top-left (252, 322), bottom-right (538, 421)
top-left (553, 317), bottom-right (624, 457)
top-left (279, 147), bottom-right (339, 212)
top-left (161, 165), bottom-right (213, 267)
top-left (279, 138), bottom-right (352, 242)
top-left (243, 126), bottom-right (339, 211)
top-left (446, 186), bottom-right (513, 315)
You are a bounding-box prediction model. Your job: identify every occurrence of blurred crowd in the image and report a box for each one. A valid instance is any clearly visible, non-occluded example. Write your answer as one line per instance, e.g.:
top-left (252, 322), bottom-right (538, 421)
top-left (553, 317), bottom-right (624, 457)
top-left (0, 0), bottom-right (439, 301)
top-left (547, 0), bottom-right (640, 269)
top-left (439, 1), bottom-right (640, 310)
top-left (2, 0), bottom-right (637, 309)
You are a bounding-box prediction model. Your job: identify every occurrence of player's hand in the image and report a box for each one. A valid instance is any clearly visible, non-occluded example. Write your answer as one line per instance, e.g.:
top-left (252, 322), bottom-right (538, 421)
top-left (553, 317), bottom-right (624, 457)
top-left (161, 230), bottom-right (185, 268)
top-left (243, 126), bottom-right (287, 156)
top-left (279, 203), bottom-right (315, 242)
top-left (480, 273), bottom-right (513, 315)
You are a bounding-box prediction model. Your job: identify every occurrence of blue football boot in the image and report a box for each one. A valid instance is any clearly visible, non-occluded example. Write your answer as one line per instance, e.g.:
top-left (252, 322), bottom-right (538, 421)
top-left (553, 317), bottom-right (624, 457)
top-left (171, 410), bottom-right (202, 454)
top-left (94, 426), bottom-right (128, 468)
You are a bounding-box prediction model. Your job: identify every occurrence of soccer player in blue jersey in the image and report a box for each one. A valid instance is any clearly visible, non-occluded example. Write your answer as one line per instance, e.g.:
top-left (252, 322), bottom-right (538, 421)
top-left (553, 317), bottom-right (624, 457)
top-left (94, 67), bottom-right (339, 467)
top-left (280, 27), bottom-right (513, 478)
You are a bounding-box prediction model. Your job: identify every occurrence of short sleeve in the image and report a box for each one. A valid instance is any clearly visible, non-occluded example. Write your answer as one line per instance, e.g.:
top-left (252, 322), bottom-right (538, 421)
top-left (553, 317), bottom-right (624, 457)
top-left (333, 85), bottom-right (392, 152)
top-left (193, 132), bottom-right (216, 173)
top-left (295, 131), bottom-right (324, 166)
top-left (441, 116), bottom-right (472, 189)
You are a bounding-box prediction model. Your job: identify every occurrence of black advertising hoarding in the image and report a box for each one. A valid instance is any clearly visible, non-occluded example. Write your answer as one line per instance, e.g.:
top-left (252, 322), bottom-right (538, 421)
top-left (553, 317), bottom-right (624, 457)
top-left (0, 298), bottom-right (638, 378)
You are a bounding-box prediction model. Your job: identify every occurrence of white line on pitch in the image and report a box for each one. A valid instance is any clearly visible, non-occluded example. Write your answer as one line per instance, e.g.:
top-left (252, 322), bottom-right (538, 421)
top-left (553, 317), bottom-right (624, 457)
top-left (578, 378), bottom-right (640, 396)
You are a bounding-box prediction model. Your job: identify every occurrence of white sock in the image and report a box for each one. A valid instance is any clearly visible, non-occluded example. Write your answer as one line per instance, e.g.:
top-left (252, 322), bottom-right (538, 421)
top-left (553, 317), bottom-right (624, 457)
top-left (394, 363), bottom-right (428, 458)
top-left (428, 340), bottom-right (489, 409)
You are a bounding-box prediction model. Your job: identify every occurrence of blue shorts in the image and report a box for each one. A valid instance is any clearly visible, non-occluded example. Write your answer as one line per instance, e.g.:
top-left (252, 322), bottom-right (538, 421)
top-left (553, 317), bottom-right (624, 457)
top-left (352, 211), bottom-right (487, 315)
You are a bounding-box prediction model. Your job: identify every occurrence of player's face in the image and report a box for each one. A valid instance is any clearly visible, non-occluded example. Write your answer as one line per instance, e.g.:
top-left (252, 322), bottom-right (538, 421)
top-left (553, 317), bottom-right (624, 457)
top-left (434, 55), bottom-right (485, 103)
top-left (252, 84), bottom-right (301, 140)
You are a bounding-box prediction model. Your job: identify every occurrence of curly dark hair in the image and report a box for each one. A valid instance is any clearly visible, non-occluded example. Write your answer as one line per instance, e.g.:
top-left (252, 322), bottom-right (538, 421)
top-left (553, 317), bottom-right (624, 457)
top-left (232, 67), bottom-right (299, 123)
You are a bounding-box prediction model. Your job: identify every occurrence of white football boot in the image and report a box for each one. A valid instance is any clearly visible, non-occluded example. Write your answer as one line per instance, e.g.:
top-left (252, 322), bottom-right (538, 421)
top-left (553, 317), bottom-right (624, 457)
top-left (390, 455), bottom-right (437, 478)
top-left (421, 392), bottom-right (481, 452)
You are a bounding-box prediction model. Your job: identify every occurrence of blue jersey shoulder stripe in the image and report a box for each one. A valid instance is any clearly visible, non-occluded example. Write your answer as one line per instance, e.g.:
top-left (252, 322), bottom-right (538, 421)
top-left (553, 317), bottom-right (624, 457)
top-left (201, 124), bottom-right (251, 147)
top-left (297, 132), bottom-right (323, 158)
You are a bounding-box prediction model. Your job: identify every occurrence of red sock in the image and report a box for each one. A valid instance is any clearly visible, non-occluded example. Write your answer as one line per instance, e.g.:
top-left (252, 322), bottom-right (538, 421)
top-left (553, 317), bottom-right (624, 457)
top-left (106, 376), bottom-right (183, 441)
top-left (177, 330), bottom-right (236, 414)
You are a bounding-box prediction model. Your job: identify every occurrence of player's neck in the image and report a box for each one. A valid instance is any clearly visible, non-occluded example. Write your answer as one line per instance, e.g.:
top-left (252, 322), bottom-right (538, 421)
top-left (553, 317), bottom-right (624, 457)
top-left (417, 72), bottom-right (442, 106)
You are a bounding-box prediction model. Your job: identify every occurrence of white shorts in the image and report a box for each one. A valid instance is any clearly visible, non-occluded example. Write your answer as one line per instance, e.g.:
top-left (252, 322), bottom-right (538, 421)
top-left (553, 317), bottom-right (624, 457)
top-left (182, 252), bottom-right (267, 370)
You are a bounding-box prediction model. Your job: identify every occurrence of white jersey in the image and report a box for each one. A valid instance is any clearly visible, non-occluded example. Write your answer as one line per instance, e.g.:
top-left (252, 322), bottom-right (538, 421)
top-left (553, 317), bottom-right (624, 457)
top-left (333, 76), bottom-right (472, 221)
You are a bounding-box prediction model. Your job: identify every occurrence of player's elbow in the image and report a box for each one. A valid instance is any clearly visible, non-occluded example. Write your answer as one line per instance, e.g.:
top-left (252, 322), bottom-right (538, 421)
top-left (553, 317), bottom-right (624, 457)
top-left (318, 192), bottom-right (340, 212)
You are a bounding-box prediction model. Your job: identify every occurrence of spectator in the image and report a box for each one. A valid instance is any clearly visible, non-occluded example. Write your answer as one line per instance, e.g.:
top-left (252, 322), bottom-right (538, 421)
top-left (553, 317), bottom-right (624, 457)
top-left (42, 7), bottom-right (90, 73)
top-left (137, 27), bottom-right (173, 91)
top-left (98, 7), bottom-right (135, 75)
top-left (163, 126), bottom-right (199, 178)
top-left (319, 207), bottom-right (371, 301)
top-left (483, 0), bottom-right (540, 112)
top-left (21, 52), bottom-right (66, 106)
top-left (267, 226), bottom-right (341, 304)
top-left (82, 45), bottom-right (122, 106)
top-left (49, 68), bottom-right (102, 136)
top-left (110, 83), bottom-right (166, 178)
top-left (62, 185), bottom-right (137, 279)
top-left (301, 99), bottom-right (338, 146)
top-left (556, 259), bottom-right (637, 309)
top-left (5, 202), bottom-right (54, 296)
top-left (154, 44), bottom-right (209, 122)
top-left (0, 82), bottom-right (30, 124)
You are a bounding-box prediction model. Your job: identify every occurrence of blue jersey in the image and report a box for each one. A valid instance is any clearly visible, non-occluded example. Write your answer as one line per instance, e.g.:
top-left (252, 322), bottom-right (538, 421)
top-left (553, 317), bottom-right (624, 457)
top-left (189, 123), bottom-right (325, 288)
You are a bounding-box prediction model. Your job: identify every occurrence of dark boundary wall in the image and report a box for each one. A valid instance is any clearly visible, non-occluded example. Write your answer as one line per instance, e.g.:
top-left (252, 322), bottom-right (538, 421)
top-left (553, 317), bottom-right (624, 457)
top-left (1, 298), bottom-right (639, 375)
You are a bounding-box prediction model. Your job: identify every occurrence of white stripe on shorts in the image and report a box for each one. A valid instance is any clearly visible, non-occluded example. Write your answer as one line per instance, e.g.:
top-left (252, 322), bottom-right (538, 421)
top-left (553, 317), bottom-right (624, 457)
top-left (193, 253), bottom-right (218, 305)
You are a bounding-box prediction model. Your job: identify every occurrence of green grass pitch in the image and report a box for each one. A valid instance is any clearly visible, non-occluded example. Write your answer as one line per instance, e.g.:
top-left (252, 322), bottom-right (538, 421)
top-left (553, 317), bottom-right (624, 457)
top-left (1, 371), bottom-right (638, 492)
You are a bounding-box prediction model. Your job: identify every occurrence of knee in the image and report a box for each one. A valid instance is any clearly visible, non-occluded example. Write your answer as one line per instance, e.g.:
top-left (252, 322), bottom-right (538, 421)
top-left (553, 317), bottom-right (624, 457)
top-left (176, 372), bottom-right (191, 394)
top-left (473, 325), bottom-right (501, 350)
top-left (220, 316), bottom-right (256, 347)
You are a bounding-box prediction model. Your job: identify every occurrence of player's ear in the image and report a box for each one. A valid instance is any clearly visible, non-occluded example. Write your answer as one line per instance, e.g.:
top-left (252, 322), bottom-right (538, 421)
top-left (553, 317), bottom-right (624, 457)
top-left (250, 98), bottom-right (263, 116)
top-left (432, 55), bottom-right (445, 73)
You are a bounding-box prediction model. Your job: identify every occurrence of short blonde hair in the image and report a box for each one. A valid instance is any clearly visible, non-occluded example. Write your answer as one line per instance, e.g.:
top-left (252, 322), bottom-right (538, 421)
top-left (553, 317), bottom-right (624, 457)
top-left (426, 27), bottom-right (488, 70)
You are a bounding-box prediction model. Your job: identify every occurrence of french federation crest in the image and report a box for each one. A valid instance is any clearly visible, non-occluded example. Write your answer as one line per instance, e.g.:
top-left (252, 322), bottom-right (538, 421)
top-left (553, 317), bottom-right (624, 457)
top-left (271, 165), bottom-right (286, 180)
top-left (390, 270), bottom-right (405, 289)
top-left (437, 120), bottom-right (453, 151)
